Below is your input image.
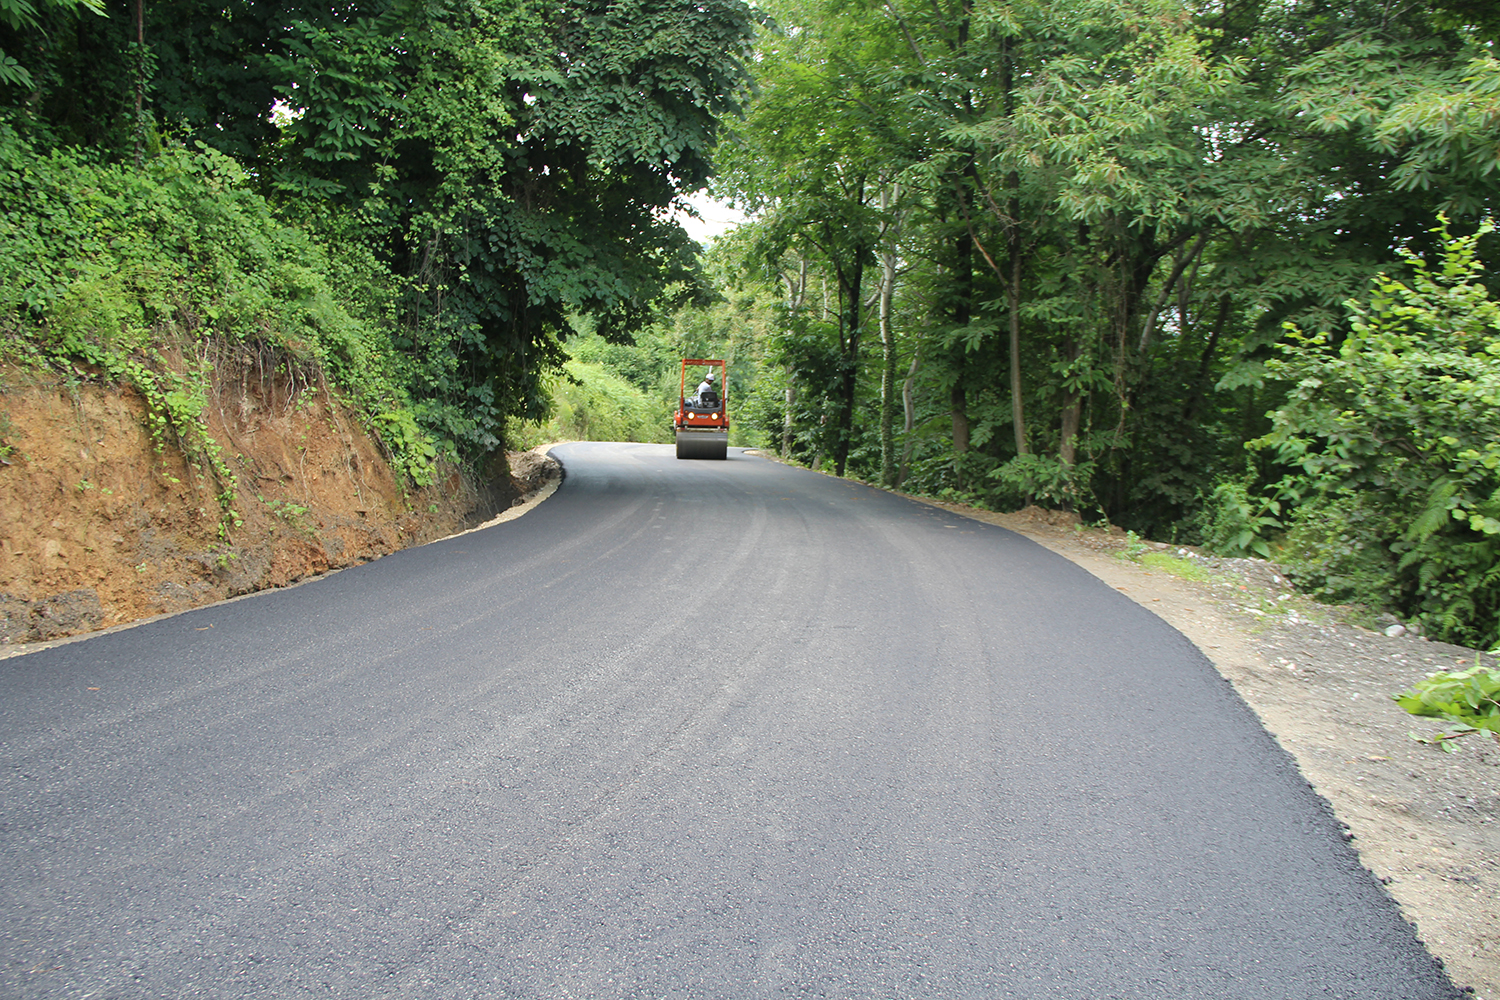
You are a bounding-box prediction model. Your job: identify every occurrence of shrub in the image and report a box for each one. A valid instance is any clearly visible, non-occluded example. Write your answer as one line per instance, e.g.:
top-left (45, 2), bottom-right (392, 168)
top-left (1394, 662), bottom-right (1500, 751)
top-left (512, 360), bottom-right (671, 448)
top-left (1275, 489), bottom-right (1403, 611)
top-left (1195, 466), bottom-right (1283, 559)
top-left (1253, 217), bottom-right (1500, 648)
top-left (0, 126), bottom-right (442, 489)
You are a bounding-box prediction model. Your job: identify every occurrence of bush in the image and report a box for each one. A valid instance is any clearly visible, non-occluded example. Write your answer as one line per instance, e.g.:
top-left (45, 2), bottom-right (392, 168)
top-left (1253, 217), bottom-right (1500, 648)
top-left (0, 126), bottom-right (442, 488)
top-left (1276, 489), bottom-right (1402, 612)
top-left (511, 360), bottom-right (671, 448)
top-left (1196, 465), bottom-right (1283, 559)
top-left (990, 452), bottom-right (1095, 511)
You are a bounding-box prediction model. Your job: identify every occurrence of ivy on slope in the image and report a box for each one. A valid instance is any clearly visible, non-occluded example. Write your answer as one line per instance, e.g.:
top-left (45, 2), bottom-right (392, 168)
top-left (0, 126), bottom-right (443, 492)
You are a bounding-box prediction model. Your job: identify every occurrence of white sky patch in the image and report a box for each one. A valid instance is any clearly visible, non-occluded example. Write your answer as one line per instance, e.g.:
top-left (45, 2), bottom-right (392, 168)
top-left (676, 191), bottom-right (748, 245)
top-left (270, 98), bottom-right (304, 127)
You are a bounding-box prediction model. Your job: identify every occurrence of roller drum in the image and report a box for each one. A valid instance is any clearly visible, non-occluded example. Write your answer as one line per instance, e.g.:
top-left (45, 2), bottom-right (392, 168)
top-left (675, 430), bottom-right (728, 460)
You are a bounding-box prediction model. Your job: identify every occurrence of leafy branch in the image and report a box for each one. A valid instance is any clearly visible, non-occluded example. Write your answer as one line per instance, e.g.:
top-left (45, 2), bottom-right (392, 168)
top-left (1394, 657), bottom-right (1500, 752)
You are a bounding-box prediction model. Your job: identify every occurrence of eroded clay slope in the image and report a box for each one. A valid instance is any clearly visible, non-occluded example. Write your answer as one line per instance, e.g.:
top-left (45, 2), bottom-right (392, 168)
top-left (1, 370), bottom-right (507, 644)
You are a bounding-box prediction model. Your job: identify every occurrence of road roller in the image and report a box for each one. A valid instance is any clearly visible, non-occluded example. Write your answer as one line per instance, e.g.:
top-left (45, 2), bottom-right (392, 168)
top-left (674, 358), bottom-right (729, 460)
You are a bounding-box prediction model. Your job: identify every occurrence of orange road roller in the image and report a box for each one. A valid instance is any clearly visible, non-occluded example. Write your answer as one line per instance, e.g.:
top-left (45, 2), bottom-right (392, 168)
top-left (674, 359), bottom-right (729, 460)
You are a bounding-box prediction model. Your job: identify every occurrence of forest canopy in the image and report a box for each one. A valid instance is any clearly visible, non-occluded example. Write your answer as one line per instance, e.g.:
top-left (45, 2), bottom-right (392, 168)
top-left (1, 0), bottom-right (756, 462)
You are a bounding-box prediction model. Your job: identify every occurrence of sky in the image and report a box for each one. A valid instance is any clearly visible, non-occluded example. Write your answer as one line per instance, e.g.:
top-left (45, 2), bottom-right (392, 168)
top-left (676, 192), bottom-right (749, 245)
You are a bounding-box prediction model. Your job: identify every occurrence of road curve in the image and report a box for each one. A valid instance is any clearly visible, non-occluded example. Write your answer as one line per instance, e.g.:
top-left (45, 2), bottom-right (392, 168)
top-left (0, 442), bottom-right (1460, 999)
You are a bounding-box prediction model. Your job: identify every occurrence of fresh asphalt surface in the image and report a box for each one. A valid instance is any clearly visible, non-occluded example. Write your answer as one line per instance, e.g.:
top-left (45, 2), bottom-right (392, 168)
top-left (0, 443), bottom-right (1461, 999)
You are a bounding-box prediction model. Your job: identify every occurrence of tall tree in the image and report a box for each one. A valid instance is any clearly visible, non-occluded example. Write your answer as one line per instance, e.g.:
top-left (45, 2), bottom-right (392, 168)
top-left (718, 0), bottom-right (909, 475)
top-left (5, 0), bottom-right (757, 456)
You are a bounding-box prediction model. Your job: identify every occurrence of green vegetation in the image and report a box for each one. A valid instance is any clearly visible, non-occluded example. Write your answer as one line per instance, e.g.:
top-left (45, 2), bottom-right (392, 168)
top-left (0, 408), bottom-right (14, 463)
top-left (1, 0), bottom-right (755, 492)
top-left (516, 265), bottom-right (772, 451)
top-left (1254, 221), bottom-right (1500, 647)
top-left (1136, 551), bottom-right (1215, 585)
top-left (1395, 659), bottom-right (1500, 751)
top-left (510, 360), bottom-right (670, 450)
top-left (687, 0), bottom-right (1500, 648)
top-left (0, 128), bottom-right (427, 516)
top-left (1111, 531), bottom-right (1218, 583)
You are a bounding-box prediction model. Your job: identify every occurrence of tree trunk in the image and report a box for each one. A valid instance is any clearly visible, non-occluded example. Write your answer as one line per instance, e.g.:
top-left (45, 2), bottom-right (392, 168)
top-left (950, 381), bottom-right (970, 488)
top-left (1183, 294), bottom-right (1231, 422)
top-left (1001, 41), bottom-right (1029, 458)
top-left (1109, 224), bottom-right (1175, 445)
top-left (1138, 229), bottom-right (1211, 352)
top-left (777, 257), bottom-right (809, 462)
top-left (1058, 336), bottom-right (1082, 468)
top-left (878, 185), bottom-right (899, 487)
top-left (897, 338), bottom-right (922, 489)
top-left (133, 0), bottom-right (146, 171)
top-left (951, 207), bottom-right (975, 480)
top-left (1007, 242), bottom-right (1028, 456)
top-left (833, 255), bottom-right (865, 477)
top-left (782, 380), bottom-right (796, 460)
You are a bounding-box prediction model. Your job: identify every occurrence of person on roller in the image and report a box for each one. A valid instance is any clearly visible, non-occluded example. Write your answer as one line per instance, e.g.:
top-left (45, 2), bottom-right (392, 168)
top-left (694, 370), bottom-right (719, 406)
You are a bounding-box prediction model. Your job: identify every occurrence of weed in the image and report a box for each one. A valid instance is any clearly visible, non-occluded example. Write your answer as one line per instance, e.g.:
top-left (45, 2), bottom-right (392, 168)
top-left (1395, 654), bottom-right (1500, 752)
top-left (261, 497), bottom-right (310, 529)
top-left (1138, 550), bottom-right (1215, 583)
top-left (1118, 530), bottom-right (1151, 559)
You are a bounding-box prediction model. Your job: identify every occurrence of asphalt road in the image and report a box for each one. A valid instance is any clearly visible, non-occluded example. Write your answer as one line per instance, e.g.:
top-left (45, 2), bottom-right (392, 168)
top-left (0, 442), bottom-right (1462, 999)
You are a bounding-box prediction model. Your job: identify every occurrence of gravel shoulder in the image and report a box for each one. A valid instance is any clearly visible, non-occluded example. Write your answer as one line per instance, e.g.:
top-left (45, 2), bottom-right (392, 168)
top-left (921, 500), bottom-right (1499, 1000)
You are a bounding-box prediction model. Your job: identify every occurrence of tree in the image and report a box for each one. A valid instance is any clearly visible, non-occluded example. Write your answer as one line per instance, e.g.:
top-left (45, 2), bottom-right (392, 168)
top-left (0, 0), bottom-right (102, 89)
top-left (4, 0), bottom-right (757, 458)
top-left (716, 0), bottom-right (1500, 538)
top-left (717, 1), bottom-right (902, 476)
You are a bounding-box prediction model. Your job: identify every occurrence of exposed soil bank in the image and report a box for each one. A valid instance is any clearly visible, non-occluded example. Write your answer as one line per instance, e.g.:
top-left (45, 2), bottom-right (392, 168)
top-left (0, 368), bottom-right (525, 644)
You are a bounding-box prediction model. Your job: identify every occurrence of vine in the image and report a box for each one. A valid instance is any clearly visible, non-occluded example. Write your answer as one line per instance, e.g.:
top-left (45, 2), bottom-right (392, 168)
top-left (53, 334), bottom-right (242, 537)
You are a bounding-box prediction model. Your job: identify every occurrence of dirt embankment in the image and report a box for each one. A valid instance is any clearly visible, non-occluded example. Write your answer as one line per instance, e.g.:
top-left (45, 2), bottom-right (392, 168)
top-left (0, 366), bottom-right (527, 644)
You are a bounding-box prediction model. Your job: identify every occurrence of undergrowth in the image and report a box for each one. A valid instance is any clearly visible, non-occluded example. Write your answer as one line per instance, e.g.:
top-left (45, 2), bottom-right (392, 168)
top-left (1198, 221), bottom-right (1500, 649)
top-left (1136, 550), bottom-right (1216, 583)
top-left (0, 126), bottom-right (444, 519)
top-left (509, 359), bottom-right (671, 449)
top-left (1395, 656), bottom-right (1500, 752)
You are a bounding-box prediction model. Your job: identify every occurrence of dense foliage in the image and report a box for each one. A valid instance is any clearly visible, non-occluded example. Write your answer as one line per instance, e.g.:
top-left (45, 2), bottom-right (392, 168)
top-left (1, 0), bottom-right (755, 470)
top-left (693, 0), bottom-right (1500, 644)
top-left (509, 358), bottom-right (670, 450)
top-left (1256, 221), bottom-right (1500, 647)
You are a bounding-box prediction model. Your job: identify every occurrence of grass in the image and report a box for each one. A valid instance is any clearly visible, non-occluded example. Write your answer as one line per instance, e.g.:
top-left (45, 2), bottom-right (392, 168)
top-left (1136, 550), bottom-right (1216, 583)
